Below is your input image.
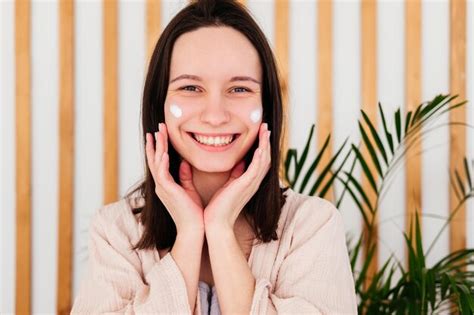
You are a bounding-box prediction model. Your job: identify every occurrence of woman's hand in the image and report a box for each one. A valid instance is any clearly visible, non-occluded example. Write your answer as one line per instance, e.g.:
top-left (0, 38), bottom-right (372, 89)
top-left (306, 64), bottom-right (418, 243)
top-left (203, 123), bottom-right (271, 231)
top-left (145, 123), bottom-right (205, 234)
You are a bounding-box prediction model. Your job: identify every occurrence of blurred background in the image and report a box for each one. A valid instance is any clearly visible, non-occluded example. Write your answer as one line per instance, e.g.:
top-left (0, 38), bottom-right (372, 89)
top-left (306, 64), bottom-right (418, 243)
top-left (1, 0), bottom-right (473, 314)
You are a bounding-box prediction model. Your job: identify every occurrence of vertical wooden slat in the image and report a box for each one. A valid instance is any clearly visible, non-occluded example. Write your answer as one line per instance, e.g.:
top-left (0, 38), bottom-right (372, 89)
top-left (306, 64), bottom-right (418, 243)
top-left (360, 0), bottom-right (378, 289)
top-left (275, 0), bottom-right (289, 181)
top-left (104, 0), bottom-right (119, 204)
top-left (57, 0), bottom-right (75, 314)
top-left (15, 0), bottom-right (31, 313)
top-left (146, 0), bottom-right (160, 62)
top-left (405, 0), bottom-right (422, 255)
top-left (317, 0), bottom-right (334, 199)
top-left (449, 0), bottom-right (467, 253)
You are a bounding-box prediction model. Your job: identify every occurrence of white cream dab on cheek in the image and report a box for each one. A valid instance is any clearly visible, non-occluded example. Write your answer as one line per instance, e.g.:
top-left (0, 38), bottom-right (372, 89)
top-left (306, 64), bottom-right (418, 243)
top-left (250, 108), bottom-right (262, 123)
top-left (170, 104), bottom-right (183, 118)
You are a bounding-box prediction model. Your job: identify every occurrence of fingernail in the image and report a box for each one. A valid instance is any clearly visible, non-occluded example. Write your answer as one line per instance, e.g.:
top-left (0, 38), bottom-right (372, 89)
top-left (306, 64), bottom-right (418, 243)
top-left (158, 123), bottom-right (162, 132)
top-left (154, 132), bottom-right (158, 140)
top-left (267, 131), bottom-right (271, 139)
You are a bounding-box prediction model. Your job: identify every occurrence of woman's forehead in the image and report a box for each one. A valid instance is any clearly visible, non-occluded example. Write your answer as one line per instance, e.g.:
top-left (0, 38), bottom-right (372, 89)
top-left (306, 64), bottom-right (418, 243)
top-left (170, 26), bottom-right (262, 80)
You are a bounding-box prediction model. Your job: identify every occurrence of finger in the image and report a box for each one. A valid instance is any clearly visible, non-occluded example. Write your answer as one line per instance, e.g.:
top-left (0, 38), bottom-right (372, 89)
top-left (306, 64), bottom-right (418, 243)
top-left (154, 131), bottom-right (164, 165)
top-left (145, 133), bottom-right (155, 167)
top-left (258, 123), bottom-right (267, 151)
top-left (243, 147), bottom-right (262, 182)
top-left (264, 128), bottom-right (271, 161)
top-left (161, 123), bottom-right (169, 153)
top-left (179, 160), bottom-right (197, 192)
top-left (260, 123), bottom-right (271, 162)
top-left (251, 124), bottom-right (270, 180)
top-left (157, 151), bottom-right (173, 182)
top-left (264, 130), bottom-right (272, 173)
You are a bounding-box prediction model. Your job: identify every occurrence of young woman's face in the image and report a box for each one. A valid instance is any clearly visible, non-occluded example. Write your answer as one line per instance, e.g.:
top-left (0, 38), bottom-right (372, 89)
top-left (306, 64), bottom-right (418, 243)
top-left (165, 26), bottom-right (263, 173)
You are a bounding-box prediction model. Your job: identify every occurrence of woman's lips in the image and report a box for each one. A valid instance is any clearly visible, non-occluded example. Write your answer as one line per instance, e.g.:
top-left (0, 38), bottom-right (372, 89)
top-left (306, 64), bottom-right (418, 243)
top-left (191, 131), bottom-right (236, 137)
top-left (187, 132), bottom-right (240, 152)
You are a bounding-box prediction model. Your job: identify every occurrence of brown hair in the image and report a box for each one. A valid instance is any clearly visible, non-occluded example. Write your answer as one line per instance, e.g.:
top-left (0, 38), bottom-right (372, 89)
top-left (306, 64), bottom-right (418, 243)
top-left (126, 0), bottom-right (288, 251)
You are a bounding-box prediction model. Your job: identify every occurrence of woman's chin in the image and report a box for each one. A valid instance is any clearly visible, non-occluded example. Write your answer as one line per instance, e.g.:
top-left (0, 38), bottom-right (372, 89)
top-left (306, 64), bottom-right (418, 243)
top-left (190, 160), bottom-right (236, 174)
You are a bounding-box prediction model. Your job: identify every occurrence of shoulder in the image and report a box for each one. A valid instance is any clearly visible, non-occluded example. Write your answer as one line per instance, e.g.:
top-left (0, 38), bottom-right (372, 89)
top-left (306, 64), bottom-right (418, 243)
top-left (281, 188), bottom-right (345, 242)
top-left (89, 197), bottom-right (143, 246)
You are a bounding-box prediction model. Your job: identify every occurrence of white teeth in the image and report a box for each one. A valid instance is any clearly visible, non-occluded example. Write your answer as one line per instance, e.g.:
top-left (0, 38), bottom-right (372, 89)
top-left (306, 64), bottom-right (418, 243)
top-left (194, 134), bottom-right (234, 146)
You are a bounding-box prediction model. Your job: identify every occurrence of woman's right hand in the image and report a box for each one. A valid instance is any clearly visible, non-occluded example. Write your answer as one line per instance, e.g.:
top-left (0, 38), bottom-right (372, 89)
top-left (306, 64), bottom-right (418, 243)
top-left (145, 123), bottom-right (205, 234)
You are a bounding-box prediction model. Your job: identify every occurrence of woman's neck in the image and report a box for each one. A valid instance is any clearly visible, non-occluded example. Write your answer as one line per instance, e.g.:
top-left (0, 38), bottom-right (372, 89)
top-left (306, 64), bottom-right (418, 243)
top-left (190, 166), bottom-right (251, 230)
top-left (191, 166), bottom-right (231, 207)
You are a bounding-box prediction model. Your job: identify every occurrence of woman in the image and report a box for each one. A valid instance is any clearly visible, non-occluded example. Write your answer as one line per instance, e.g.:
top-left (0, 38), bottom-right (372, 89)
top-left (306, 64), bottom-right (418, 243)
top-left (72, 0), bottom-right (357, 314)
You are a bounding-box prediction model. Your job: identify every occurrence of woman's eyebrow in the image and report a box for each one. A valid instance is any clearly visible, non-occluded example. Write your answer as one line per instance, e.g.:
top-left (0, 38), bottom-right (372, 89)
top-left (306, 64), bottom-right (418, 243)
top-left (170, 74), bottom-right (261, 85)
top-left (170, 74), bottom-right (201, 83)
top-left (229, 76), bottom-right (261, 85)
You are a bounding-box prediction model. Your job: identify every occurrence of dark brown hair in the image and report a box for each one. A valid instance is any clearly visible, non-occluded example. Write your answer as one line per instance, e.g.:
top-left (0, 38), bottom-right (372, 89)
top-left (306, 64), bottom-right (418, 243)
top-left (126, 0), bottom-right (288, 251)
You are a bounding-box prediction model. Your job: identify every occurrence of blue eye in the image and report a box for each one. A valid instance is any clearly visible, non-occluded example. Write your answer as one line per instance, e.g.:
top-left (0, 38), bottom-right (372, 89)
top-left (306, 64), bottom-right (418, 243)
top-left (181, 85), bottom-right (198, 92)
top-left (233, 87), bottom-right (250, 93)
top-left (179, 86), bottom-right (250, 93)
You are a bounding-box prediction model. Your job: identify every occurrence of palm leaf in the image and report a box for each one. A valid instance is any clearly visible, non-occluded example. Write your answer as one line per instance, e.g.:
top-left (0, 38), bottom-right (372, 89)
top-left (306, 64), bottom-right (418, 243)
top-left (298, 133), bottom-right (330, 193)
top-left (379, 102), bottom-right (395, 154)
top-left (308, 138), bottom-right (348, 196)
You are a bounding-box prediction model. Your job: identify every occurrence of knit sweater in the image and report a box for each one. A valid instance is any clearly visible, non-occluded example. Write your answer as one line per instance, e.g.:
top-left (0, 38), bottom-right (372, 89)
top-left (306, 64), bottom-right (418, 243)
top-left (71, 187), bottom-right (358, 314)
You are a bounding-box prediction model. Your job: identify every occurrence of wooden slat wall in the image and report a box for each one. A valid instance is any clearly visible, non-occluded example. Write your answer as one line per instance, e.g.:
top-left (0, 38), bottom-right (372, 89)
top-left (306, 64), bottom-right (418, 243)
top-left (15, 0), bottom-right (31, 313)
top-left (10, 0), bottom-right (471, 311)
top-left (360, 0), bottom-right (378, 287)
top-left (449, 0), bottom-right (467, 253)
top-left (405, 0), bottom-right (422, 254)
top-left (104, 0), bottom-right (119, 205)
top-left (317, 0), bottom-right (334, 200)
top-left (57, 0), bottom-right (75, 314)
top-left (146, 0), bottom-right (161, 62)
top-left (275, 0), bottom-right (289, 180)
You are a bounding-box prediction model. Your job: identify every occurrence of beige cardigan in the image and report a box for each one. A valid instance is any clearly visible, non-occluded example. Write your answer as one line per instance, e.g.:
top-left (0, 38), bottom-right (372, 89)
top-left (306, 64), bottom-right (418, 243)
top-left (71, 188), bottom-right (358, 314)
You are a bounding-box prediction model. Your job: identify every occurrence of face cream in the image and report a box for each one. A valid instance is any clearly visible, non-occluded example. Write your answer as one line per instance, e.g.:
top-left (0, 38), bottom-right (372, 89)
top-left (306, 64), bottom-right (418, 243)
top-left (250, 108), bottom-right (262, 123)
top-left (170, 103), bottom-right (183, 118)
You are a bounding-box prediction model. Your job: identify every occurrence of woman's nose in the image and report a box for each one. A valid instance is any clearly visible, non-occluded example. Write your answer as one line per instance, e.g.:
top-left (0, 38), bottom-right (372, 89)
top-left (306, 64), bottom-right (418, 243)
top-left (199, 95), bottom-right (231, 126)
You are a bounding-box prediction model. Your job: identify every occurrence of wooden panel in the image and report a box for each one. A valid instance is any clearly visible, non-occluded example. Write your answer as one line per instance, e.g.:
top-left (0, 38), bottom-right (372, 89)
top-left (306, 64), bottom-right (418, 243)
top-left (449, 0), bottom-right (467, 252)
top-left (146, 0), bottom-right (161, 62)
top-left (57, 0), bottom-right (75, 314)
top-left (405, 0), bottom-right (422, 255)
top-left (275, 0), bottom-right (289, 181)
top-left (316, 0), bottom-right (334, 199)
top-left (15, 0), bottom-right (31, 313)
top-left (360, 0), bottom-right (378, 288)
top-left (104, 0), bottom-right (119, 204)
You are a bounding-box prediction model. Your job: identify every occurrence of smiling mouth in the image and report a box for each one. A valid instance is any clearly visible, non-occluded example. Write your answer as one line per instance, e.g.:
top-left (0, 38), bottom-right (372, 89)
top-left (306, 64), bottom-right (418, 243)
top-left (187, 132), bottom-right (241, 147)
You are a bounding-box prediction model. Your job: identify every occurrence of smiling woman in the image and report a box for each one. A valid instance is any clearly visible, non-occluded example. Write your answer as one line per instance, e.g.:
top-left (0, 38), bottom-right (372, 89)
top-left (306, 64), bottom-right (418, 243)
top-left (71, 0), bottom-right (357, 314)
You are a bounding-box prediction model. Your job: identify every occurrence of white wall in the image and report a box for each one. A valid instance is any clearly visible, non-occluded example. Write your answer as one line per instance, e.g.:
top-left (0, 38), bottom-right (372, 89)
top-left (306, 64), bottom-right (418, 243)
top-left (1, 0), bottom-right (473, 313)
top-left (0, 1), bottom-right (16, 313)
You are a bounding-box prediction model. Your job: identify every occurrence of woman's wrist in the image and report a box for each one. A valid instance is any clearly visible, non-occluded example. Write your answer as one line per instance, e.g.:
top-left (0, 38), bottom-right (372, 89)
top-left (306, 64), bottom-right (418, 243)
top-left (176, 223), bottom-right (205, 239)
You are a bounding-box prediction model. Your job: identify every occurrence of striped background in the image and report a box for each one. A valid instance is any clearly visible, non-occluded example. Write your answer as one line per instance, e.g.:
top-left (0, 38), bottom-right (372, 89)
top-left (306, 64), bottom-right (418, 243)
top-left (1, 0), bottom-right (473, 313)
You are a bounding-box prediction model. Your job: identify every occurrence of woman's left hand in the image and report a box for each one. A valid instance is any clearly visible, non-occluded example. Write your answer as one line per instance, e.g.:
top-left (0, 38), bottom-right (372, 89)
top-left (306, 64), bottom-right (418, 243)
top-left (203, 122), bottom-right (271, 231)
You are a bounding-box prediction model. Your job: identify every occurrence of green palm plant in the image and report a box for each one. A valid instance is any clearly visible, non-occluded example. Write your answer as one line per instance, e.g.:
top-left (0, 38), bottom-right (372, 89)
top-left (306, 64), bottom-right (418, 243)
top-left (283, 94), bottom-right (474, 314)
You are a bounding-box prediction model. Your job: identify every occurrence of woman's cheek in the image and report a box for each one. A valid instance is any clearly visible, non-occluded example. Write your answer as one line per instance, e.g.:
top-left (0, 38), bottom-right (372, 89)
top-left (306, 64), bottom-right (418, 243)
top-left (166, 101), bottom-right (199, 121)
top-left (169, 103), bottom-right (183, 118)
top-left (249, 107), bottom-right (262, 124)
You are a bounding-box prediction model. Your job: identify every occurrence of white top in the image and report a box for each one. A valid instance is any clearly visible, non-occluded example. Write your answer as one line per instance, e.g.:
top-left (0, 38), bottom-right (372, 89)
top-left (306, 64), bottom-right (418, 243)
top-left (198, 281), bottom-right (221, 315)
